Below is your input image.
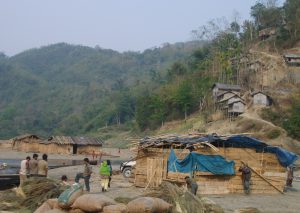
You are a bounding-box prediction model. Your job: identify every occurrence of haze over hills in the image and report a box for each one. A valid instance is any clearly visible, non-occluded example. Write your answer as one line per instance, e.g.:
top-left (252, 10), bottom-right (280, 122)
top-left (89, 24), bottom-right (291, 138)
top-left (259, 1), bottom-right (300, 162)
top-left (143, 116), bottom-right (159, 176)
top-left (0, 41), bottom-right (203, 138)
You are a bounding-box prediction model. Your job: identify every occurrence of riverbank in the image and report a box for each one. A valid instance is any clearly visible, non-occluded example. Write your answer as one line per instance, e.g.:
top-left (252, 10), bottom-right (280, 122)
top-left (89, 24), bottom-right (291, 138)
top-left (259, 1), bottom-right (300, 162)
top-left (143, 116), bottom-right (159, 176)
top-left (0, 148), bottom-right (134, 168)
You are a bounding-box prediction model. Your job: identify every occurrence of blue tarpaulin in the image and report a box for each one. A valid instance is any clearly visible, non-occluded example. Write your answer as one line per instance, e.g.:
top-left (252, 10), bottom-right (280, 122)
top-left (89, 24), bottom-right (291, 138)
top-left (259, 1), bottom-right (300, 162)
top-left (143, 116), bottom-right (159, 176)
top-left (210, 135), bottom-right (298, 167)
top-left (168, 148), bottom-right (235, 175)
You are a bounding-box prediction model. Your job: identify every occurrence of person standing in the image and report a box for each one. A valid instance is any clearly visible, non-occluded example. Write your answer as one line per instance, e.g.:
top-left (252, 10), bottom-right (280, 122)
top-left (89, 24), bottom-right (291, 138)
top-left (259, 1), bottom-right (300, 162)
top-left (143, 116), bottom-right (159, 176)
top-left (239, 162), bottom-right (252, 194)
top-left (286, 166), bottom-right (294, 187)
top-left (107, 160), bottom-right (113, 188)
top-left (19, 156), bottom-right (30, 187)
top-left (75, 158), bottom-right (92, 192)
top-left (29, 153), bottom-right (39, 176)
top-left (38, 154), bottom-right (48, 177)
top-left (184, 176), bottom-right (198, 195)
top-left (99, 160), bottom-right (111, 192)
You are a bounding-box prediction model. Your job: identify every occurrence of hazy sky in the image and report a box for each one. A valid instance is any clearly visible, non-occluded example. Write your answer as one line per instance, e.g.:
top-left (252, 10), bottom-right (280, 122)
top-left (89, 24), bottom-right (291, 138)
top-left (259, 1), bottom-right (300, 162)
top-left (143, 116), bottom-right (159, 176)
top-left (0, 0), bottom-right (259, 56)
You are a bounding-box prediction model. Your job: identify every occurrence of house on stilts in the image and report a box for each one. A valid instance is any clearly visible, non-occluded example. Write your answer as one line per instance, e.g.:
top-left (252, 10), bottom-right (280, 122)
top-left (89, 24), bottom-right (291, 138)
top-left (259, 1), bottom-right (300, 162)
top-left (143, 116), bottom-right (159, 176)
top-left (134, 134), bottom-right (297, 194)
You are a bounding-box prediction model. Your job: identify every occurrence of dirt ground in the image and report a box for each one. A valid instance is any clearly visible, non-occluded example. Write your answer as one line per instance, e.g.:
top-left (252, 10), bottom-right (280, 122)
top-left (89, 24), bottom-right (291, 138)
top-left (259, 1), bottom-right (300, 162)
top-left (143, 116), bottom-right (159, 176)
top-left (208, 181), bottom-right (300, 213)
top-left (47, 165), bottom-right (300, 213)
top-left (2, 149), bottom-right (300, 212)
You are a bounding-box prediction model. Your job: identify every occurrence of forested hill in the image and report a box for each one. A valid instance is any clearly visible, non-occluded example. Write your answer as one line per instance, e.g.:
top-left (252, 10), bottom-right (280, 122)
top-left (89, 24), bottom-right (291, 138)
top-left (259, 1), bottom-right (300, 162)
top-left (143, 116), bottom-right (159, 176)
top-left (0, 41), bottom-right (203, 138)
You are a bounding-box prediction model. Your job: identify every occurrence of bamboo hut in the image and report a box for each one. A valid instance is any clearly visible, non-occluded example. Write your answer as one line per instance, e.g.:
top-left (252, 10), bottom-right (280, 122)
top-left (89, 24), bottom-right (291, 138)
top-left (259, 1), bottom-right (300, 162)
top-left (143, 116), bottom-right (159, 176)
top-left (134, 134), bottom-right (298, 195)
top-left (11, 135), bottom-right (103, 155)
top-left (39, 136), bottom-right (103, 155)
top-left (11, 134), bottom-right (41, 152)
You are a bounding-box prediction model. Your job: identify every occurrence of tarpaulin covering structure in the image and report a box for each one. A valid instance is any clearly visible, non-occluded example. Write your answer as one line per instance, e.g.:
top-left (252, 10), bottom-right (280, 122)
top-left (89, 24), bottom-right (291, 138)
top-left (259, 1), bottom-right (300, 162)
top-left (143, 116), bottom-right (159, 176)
top-left (209, 135), bottom-right (298, 167)
top-left (168, 148), bottom-right (235, 175)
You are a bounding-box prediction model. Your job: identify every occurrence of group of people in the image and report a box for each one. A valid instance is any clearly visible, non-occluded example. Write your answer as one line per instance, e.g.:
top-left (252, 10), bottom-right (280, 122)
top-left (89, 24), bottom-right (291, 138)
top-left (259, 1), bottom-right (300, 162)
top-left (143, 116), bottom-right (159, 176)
top-left (19, 153), bottom-right (48, 186)
top-left (74, 158), bottom-right (112, 192)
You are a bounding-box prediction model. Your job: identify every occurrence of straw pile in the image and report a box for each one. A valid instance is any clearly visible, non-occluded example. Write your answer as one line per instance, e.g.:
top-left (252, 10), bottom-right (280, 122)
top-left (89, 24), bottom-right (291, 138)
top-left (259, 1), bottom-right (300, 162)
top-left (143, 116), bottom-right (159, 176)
top-left (144, 181), bottom-right (224, 213)
top-left (0, 178), bottom-right (66, 212)
top-left (21, 178), bottom-right (66, 211)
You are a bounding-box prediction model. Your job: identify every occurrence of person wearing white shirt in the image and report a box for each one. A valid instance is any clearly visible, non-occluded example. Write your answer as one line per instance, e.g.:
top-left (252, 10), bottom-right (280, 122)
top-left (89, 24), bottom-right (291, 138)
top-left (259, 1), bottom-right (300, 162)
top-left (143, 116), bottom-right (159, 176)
top-left (19, 156), bottom-right (30, 187)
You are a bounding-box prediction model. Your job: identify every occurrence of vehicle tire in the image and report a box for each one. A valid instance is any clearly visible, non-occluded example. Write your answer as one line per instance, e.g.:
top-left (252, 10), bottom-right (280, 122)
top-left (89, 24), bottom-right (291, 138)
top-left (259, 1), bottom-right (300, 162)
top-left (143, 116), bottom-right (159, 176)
top-left (122, 167), bottom-right (132, 178)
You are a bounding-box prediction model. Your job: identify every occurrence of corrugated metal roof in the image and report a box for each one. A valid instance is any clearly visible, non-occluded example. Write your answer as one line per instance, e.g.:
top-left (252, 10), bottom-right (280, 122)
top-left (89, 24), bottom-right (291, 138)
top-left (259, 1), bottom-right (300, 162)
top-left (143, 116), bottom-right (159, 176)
top-left (212, 83), bottom-right (241, 91)
top-left (284, 54), bottom-right (300, 58)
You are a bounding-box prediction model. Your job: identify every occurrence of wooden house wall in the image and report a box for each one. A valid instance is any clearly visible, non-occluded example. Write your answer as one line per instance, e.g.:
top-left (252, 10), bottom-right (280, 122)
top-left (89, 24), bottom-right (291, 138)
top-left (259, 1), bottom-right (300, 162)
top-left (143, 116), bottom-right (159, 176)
top-left (253, 93), bottom-right (269, 106)
top-left (135, 147), bottom-right (286, 194)
top-left (37, 144), bottom-right (72, 154)
top-left (228, 102), bottom-right (245, 113)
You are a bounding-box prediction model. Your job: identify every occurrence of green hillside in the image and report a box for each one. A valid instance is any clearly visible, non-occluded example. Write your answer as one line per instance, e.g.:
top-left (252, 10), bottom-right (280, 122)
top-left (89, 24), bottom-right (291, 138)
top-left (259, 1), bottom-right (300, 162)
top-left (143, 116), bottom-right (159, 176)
top-left (0, 42), bottom-right (202, 138)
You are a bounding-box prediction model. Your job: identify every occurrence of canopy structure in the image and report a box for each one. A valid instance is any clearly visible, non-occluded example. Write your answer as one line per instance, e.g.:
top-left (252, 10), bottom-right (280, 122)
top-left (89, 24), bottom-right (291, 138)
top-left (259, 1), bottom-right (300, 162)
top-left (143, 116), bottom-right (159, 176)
top-left (168, 148), bottom-right (235, 175)
top-left (140, 134), bottom-right (298, 167)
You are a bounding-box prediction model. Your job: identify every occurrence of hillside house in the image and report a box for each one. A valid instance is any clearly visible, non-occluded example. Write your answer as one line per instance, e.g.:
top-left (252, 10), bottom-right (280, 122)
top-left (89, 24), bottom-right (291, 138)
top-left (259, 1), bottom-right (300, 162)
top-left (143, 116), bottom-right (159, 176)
top-left (134, 134), bottom-right (297, 194)
top-left (259, 27), bottom-right (276, 40)
top-left (217, 94), bottom-right (244, 110)
top-left (216, 91), bottom-right (239, 102)
top-left (212, 83), bottom-right (241, 97)
top-left (228, 100), bottom-right (245, 115)
top-left (252, 91), bottom-right (272, 106)
top-left (283, 54), bottom-right (300, 66)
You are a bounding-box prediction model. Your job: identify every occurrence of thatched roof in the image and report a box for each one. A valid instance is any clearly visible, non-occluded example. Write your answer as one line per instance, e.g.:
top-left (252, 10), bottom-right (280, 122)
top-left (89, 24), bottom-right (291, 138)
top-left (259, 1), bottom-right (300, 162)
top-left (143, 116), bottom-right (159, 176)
top-left (12, 134), bottom-right (40, 141)
top-left (43, 136), bottom-right (103, 146)
top-left (212, 83), bottom-right (241, 91)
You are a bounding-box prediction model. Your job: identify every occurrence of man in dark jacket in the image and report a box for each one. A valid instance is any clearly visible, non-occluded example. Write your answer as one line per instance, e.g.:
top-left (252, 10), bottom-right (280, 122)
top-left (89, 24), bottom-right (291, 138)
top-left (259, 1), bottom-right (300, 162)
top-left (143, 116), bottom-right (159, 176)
top-left (75, 158), bottom-right (92, 192)
top-left (185, 176), bottom-right (198, 195)
top-left (239, 163), bottom-right (252, 194)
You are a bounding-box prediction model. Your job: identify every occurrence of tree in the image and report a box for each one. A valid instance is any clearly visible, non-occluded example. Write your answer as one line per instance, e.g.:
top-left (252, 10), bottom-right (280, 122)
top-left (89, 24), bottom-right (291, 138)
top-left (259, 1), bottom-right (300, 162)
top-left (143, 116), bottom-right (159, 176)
top-left (167, 61), bottom-right (187, 78)
top-left (283, 100), bottom-right (300, 139)
top-left (284, 0), bottom-right (300, 41)
top-left (173, 81), bottom-right (194, 121)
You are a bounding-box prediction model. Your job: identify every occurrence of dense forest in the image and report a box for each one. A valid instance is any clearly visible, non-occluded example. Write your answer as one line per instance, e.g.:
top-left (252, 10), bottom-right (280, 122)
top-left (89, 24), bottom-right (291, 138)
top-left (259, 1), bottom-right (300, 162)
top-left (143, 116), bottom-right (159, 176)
top-left (0, 0), bottom-right (299, 140)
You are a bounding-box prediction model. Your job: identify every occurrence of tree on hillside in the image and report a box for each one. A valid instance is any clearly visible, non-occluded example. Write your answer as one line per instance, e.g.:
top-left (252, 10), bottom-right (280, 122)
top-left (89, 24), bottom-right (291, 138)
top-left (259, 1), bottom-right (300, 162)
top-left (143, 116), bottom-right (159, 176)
top-left (283, 100), bottom-right (300, 139)
top-left (284, 0), bottom-right (300, 41)
top-left (173, 81), bottom-right (194, 121)
top-left (251, 2), bottom-right (282, 30)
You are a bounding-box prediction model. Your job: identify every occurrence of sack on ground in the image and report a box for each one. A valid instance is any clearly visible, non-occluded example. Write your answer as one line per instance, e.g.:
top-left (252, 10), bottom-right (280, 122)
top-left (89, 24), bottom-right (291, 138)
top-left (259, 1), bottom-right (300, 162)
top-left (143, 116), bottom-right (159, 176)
top-left (34, 201), bottom-right (51, 213)
top-left (58, 184), bottom-right (83, 209)
top-left (47, 198), bottom-right (60, 209)
top-left (103, 203), bottom-right (128, 213)
top-left (68, 209), bottom-right (85, 213)
top-left (154, 198), bottom-right (172, 212)
top-left (44, 208), bottom-right (68, 213)
top-left (127, 197), bottom-right (172, 213)
top-left (71, 194), bottom-right (116, 212)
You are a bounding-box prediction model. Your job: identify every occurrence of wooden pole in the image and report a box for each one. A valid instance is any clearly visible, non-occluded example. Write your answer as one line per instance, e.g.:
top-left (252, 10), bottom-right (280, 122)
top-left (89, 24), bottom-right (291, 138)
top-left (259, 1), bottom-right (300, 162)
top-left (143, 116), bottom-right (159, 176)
top-left (241, 161), bottom-right (284, 194)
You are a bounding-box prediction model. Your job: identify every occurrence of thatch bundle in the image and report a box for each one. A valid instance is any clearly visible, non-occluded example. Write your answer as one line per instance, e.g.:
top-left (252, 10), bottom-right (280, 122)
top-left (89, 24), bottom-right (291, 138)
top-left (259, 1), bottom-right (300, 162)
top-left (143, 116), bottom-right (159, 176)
top-left (0, 178), bottom-right (66, 212)
top-left (21, 178), bottom-right (66, 211)
top-left (144, 181), bottom-right (224, 213)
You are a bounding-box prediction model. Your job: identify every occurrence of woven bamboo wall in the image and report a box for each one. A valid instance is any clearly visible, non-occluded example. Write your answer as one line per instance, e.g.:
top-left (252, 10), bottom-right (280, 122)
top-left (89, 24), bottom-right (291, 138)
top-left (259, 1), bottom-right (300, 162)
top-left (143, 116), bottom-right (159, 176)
top-left (77, 145), bottom-right (102, 155)
top-left (134, 147), bottom-right (286, 194)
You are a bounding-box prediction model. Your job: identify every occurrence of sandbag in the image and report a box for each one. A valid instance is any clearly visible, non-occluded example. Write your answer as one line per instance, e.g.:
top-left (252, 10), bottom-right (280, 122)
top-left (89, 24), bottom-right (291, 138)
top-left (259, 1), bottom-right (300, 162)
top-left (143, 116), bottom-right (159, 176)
top-left (154, 198), bottom-right (172, 212)
top-left (44, 208), bottom-right (68, 213)
top-left (127, 197), bottom-right (156, 213)
top-left (34, 202), bottom-right (51, 213)
top-left (71, 194), bottom-right (116, 212)
top-left (58, 184), bottom-right (83, 209)
top-left (68, 209), bottom-right (85, 213)
top-left (127, 197), bottom-right (172, 213)
top-left (103, 203), bottom-right (129, 213)
top-left (47, 198), bottom-right (60, 209)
